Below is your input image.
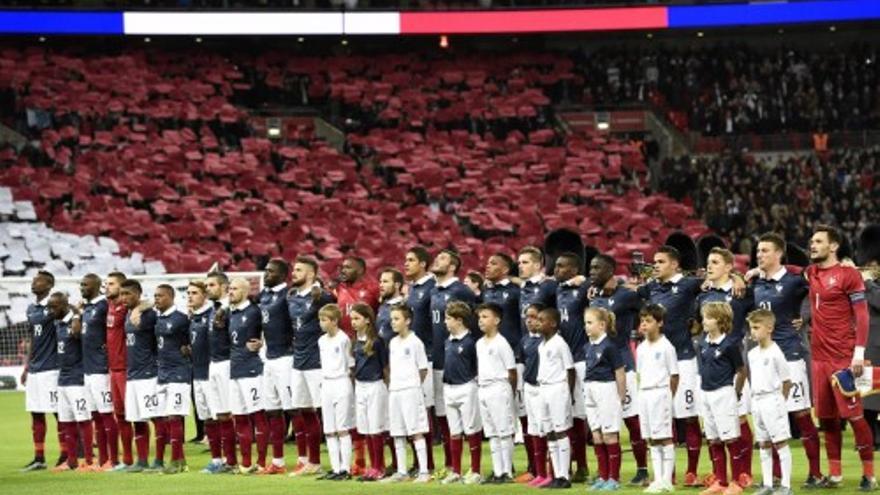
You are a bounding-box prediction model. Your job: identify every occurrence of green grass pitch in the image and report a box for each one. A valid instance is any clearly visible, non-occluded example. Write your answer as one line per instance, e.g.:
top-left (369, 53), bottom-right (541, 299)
top-left (0, 391), bottom-right (871, 494)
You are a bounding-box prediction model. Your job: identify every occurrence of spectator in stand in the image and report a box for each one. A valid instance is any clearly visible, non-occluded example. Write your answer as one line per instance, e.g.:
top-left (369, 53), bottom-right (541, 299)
top-left (660, 148), bottom-right (879, 254)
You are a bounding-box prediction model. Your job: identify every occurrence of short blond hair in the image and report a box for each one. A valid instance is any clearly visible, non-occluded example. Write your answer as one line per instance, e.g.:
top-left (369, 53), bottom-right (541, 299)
top-left (318, 303), bottom-right (342, 322)
top-left (747, 308), bottom-right (776, 329)
top-left (701, 302), bottom-right (733, 334)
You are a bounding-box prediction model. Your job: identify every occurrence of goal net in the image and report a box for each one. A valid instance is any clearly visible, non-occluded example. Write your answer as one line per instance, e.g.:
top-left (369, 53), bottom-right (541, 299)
top-left (0, 271), bottom-right (263, 388)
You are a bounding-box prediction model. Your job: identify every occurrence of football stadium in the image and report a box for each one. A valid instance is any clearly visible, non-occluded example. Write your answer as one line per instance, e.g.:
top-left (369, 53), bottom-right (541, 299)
top-left (0, 1), bottom-right (879, 495)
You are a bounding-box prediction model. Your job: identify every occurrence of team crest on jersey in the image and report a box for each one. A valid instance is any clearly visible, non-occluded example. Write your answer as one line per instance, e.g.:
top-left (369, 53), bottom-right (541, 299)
top-left (335, 346), bottom-right (340, 354)
top-left (609, 299), bottom-right (615, 307)
top-left (725, 295), bottom-right (732, 302)
top-left (503, 292), bottom-right (509, 300)
top-left (272, 294), bottom-right (277, 303)
top-left (418, 291), bottom-right (424, 300)
top-left (166, 322), bottom-right (172, 330)
top-left (404, 348), bottom-right (411, 356)
top-left (655, 352), bottom-right (661, 360)
top-left (764, 358), bottom-right (769, 366)
top-left (829, 276), bottom-right (838, 286)
top-left (595, 352), bottom-right (602, 361)
top-left (458, 346), bottom-right (464, 354)
top-left (776, 284), bottom-right (783, 293)
top-left (242, 316), bottom-right (248, 323)
top-left (714, 349), bottom-right (722, 358)
top-left (671, 286), bottom-right (679, 294)
top-left (359, 290), bottom-right (366, 298)
top-left (488, 348), bottom-right (495, 355)
top-left (444, 295), bottom-right (450, 302)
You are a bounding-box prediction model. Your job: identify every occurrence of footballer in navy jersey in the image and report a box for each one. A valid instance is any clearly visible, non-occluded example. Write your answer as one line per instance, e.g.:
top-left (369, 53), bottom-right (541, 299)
top-left (154, 303), bottom-right (192, 385)
top-left (695, 248), bottom-right (752, 348)
top-left (377, 268), bottom-right (405, 346)
top-left (228, 299), bottom-right (263, 380)
top-left (752, 270), bottom-right (807, 360)
top-left (518, 246), bottom-right (558, 336)
top-left (554, 253), bottom-right (589, 361)
top-left (25, 275), bottom-right (58, 375)
top-left (588, 256), bottom-right (639, 372)
top-left (54, 302), bottom-right (84, 388)
top-left (259, 259), bottom-right (293, 360)
top-left (188, 298), bottom-right (212, 383)
top-left (288, 283), bottom-right (336, 372)
top-left (430, 250), bottom-right (477, 369)
top-left (124, 307), bottom-right (158, 382)
top-left (482, 253), bottom-right (521, 349)
top-left (405, 246), bottom-right (437, 358)
top-left (79, 274), bottom-right (109, 377)
top-left (637, 266), bottom-right (703, 361)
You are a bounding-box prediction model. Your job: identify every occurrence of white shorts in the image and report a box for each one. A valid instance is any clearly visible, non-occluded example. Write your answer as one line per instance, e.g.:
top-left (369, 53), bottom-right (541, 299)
top-left (638, 387), bottom-right (674, 440)
top-left (193, 379), bottom-right (214, 421)
top-left (444, 381), bottom-right (481, 436)
top-left (156, 382), bottom-right (192, 417)
top-left (290, 368), bottom-right (322, 409)
top-left (419, 365), bottom-right (435, 409)
top-left (25, 369), bottom-right (59, 413)
top-left (523, 383), bottom-right (543, 436)
top-left (573, 361), bottom-right (587, 419)
top-left (58, 385), bottom-right (90, 422)
top-left (622, 371), bottom-right (639, 418)
top-left (478, 382), bottom-right (515, 437)
top-left (701, 385), bottom-right (740, 442)
top-left (785, 359), bottom-right (812, 412)
top-left (389, 387), bottom-right (429, 437)
top-left (84, 373), bottom-right (113, 414)
top-left (737, 379), bottom-right (751, 416)
top-left (229, 375), bottom-right (265, 415)
top-left (752, 393), bottom-right (792, 444)
top-left (321, 377), bottom-right (354, 434)
top-left (539, 381), bottom-right (573, 435)
top-left (584, 381), bottom-right (623, 434)
top-left (207, 360), bottom-right (231, 415)
top-left (673, 358), bottom-right (700, 419)
top-left (125, 377), bottom-right (159, 422)
top-left (432, 369), bottom-right (444, 415)
top-left (263, 356), bottom-right (293, 411)
top-left (355, 380), bottom-right (388, 435)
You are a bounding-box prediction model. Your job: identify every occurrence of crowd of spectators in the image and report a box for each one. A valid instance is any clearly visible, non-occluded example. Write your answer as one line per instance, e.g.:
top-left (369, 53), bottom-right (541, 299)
top-left (575, 43), bottom-right (880, 136)
top-left (660, 147), bottom-right (879, 254)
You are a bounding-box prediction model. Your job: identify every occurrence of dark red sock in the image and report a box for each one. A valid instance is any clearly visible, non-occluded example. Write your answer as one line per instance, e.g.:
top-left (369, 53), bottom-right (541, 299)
top-left (468, 432), bottom-right (483, 474)
top-left (570, 418), bottom-right (587, 471)
top-left (305, 410), bottom-right (322, 465)
top-left (850, 417), bottom-right (875, 477)
top-left (534, 436), bottom-right (548, 478)
top-left (450, 436), bottom-right (463, 474)
top-left (117, 414), bottom-right (133, 465)
top-left (709, 443), bottom-right (727, 485)
top-left (205, 421), bottom-right (222, 459)
top-left (796, 414), bottom-right (822, 477)
top-left (387, 433), bottom-right (397, 471)
top-left (820, 418), bottom-right (842, 477)
top-left (685, 419), bottom-right (703, 474)
top-left (169, 417), bottom-right (185, 462)
top-left (740, 420), bottom-right (753, 477)
top-left (134, 421), bottom-right (150, 464)
top-left (772, 445), bottom-right (782, 479)
top-left (607, 442), bottom-right (622, 481)
top-left (594, 443), bottom-right (609, 480)
top-left (520, 416), bottom-right (535, 474)
top-left (92, 412), bottom-right (108, 465)
top-left (252, 411), bottom-right (268, 467)
top-left (368, 435), bottom-right (384, 472)
top-left (220, 418), bottom-right (237, 466)
top-left (101, 413), bottom-right (119, 464)
top-left (235, 415), bottom-right (253, 467)
top-left (78, 421), bottom-right (94, 464)
top-left (268, 414), bottom-right (285, 460)
top-left (352, 429), bottom-right (366, 469)
top-left (63, 422), bottom-right (78, 467)
top-left (439, 416), bottom-right (452, 469)
top-left (57, 416), bottom-right (67, 460)
top-left (31, 413), bottom-right (47, 459)
top-left (727, 439), bottom-right (743, 481)
top-left (292, 414), bottom-right (307, 459)
top-left (625, 416), bottom-right (648, 469)
top-left (425, 408), bottom-right (436, 470)
top-left (152, 418), bottom-right (168, 463)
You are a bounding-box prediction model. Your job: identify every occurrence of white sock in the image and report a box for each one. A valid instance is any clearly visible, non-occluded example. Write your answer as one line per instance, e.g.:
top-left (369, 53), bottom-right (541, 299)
top-left (414, 437), bottom-right (429, 475)
top-left (650, 445), bottom-right (664, 484)
top-left (557, 436), bottom-right (571, 480)
top-left (327, 436), bottom-right (340, 473)
top-left (759, 448), bottom-right (773, 488)
top-left (489, 437), bottom-right (502, 476)
top-left (778, 445), bottom-right (792, 489)
top-left (662, 444), bottom-right (675, 486)
top-left (501, 436), bottom-right (514, 476)
top-left (548, 440), bottom-right (560, 479)
top-left (394, 437), bottom-right (407, 475)
top-left (339, 435), bottom-right (352, 473)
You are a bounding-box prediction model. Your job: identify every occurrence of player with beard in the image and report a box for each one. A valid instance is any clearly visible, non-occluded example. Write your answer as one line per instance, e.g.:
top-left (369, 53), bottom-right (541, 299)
top-left (106, 271), bottom-right (135, 470)
top-left (258, 259), bottom-right (293, 474)
top-left (429, 249), bottom-right (477, 477)
top-left (805, 225), bottom-right (875, 490)
top-left (77, 274), bottom-right (118, 470)
top-left (20, 271), bottom-right (64, 471)
top-left (205, 272), bottom-right (237, 472)
top-left (749, 233), bottom-right (823, 487)
top-left (554, 252), bottom-right (590, 482)
top-left (377, 268), bottom-right (405, 346)
top-left (587, 254), bottom-right (649, 486)
top-left (288, 256), bottom-right (336, 476)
